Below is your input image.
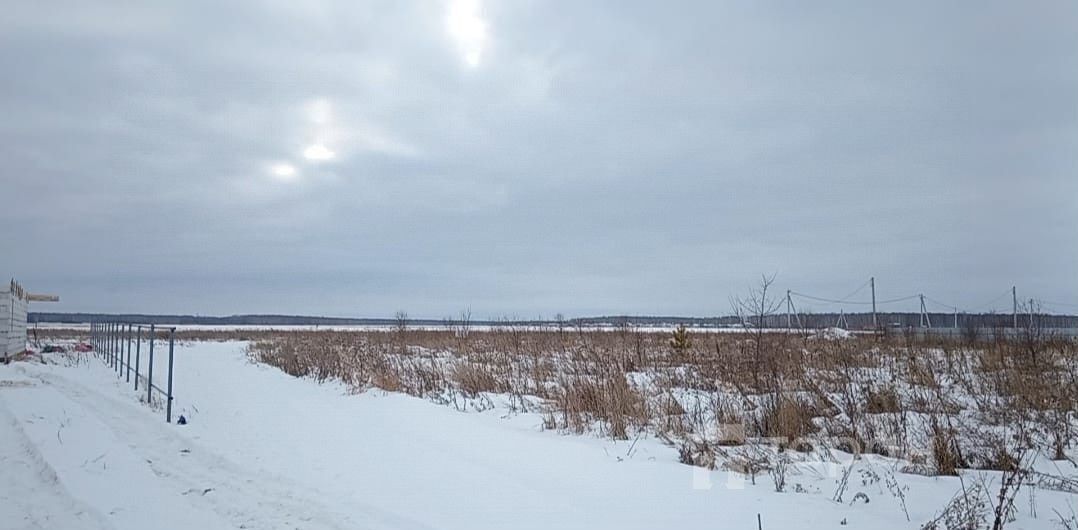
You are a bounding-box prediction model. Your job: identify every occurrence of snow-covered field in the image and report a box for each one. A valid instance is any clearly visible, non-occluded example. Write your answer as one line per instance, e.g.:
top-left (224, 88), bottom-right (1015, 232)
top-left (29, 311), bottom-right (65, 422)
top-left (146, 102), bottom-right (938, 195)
top-left (2, 341), bottom-right (1075, 529)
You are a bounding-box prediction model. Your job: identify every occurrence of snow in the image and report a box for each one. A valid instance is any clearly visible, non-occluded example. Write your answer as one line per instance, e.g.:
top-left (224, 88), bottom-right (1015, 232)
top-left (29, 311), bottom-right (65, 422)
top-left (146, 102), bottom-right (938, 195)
top-left (810, 327), bottom-right (853, 340)
top-left (2, 341), bottom-right (1075, 529)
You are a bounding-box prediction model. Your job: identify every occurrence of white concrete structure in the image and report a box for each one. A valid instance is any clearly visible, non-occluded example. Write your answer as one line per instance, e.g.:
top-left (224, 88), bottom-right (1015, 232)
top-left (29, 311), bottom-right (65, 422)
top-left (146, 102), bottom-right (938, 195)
top-left (1, 280), bottom-right (30, 361)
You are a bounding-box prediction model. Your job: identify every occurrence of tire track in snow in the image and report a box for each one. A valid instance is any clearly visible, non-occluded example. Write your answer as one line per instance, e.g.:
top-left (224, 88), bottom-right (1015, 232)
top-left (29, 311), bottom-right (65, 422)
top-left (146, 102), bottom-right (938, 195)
top-left (15, 365), bottom-right (436, 530)
top-left (0, 383), bottom-right (114, 530)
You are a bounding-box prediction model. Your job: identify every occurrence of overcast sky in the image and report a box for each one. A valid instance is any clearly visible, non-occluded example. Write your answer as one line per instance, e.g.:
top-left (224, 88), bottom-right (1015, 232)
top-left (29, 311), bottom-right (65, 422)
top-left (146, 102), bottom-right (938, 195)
top-left (2, 0), bottom-right (1076, 319)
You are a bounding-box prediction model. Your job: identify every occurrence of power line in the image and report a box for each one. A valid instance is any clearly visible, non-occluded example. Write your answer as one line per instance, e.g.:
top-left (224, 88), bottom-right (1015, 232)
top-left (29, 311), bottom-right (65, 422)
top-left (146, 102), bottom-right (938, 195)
top-left (789, 279), bottom-right (872, 306)
top-left (790, 291), bottom-right (919, 306)
top-left (875, 294), bottom-right (921, 305)
top-left (837, 279), bottom-right (872, 303)
top-left (968, 289), bottom-right (1014, 312)
top-left (1036, 298), bottom-right (1078, 308)
top-left (787, 286), bottom-right (1075, 316)
top-left (789, 291), bottom-right (875, 305)
top-left (923, 295), bottom-right (958, 311)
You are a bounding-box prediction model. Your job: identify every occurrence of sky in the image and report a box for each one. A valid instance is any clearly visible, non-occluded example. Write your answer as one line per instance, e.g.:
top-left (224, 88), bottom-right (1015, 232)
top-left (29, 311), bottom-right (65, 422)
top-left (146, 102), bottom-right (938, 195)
top-left (2, 0), bottom-right (1077, 319)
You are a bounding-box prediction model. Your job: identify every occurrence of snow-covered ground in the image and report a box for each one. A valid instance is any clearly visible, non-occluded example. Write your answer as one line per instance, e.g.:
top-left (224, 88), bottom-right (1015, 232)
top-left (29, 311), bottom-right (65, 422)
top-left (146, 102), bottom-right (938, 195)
top-left (2, 341), bottom-right (1075, 529)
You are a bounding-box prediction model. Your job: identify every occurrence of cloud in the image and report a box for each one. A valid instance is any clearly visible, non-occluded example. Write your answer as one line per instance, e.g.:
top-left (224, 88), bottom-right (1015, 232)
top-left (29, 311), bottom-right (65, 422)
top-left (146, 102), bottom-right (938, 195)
top-left (302, 144), bottom-right (336, 161)
top-left (2, 0), bottom-right (1076, 317)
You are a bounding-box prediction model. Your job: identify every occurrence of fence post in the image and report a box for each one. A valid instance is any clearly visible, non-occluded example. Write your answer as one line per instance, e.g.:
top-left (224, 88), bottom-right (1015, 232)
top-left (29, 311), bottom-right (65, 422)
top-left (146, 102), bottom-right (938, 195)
top-left (134, 326), bottom-right (142, 391)
top-left (166, 328), bottom-right (175, 423)
top-left (115, 323), bottom-right (119, 375)
top-left (117, 323), bottom-right (122, 375)
top-left (126, 324), bottom-right (132, 382)
top-left (147, 324), bottom-right (155, 404)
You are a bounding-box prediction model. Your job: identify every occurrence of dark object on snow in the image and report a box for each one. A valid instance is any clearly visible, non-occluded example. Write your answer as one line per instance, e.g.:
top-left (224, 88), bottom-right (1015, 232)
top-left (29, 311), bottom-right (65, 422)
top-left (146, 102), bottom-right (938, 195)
top-left (42, 345), bottom-right (66, 353)
top-left (177, 415), bottom-right (187, 425)
top-left (74, 343), bottom-right (93, 353)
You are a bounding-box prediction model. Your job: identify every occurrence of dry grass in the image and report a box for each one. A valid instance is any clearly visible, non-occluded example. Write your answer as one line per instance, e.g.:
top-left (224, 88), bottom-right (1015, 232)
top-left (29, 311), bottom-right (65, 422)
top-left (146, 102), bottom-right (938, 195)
top-left (241, 326), bottom-right (1076, 474)
top-left (39, 324), bottom-right (1078, 473)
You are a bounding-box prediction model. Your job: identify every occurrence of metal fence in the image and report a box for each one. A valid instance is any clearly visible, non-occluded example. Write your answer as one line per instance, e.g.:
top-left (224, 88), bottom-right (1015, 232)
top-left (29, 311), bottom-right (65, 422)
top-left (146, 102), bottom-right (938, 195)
top-left (89, 322), bottom-right (178, 423)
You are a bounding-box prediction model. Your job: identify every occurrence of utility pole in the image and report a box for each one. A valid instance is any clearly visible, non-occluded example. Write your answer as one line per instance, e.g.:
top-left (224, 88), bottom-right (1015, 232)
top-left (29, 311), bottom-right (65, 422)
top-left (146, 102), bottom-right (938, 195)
top-left (1029, 298), bottom-right (1034, 328)
top-left (1012, 286), bottom-right (1018, 329)
top-left (953, 308), bottom-right (958, 329)
top-left (870, 277), bottom-right (877, 331)
top-left (919, 294), bottom-right (932, 328)
top-left (786, 290), bottom-right (792, 330)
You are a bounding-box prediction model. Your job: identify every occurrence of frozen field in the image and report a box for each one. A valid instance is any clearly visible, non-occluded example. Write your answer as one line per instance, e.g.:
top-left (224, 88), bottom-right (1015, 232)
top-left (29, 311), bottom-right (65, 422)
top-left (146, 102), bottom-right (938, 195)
top-left (1, 341), bottom-right (1076, 529)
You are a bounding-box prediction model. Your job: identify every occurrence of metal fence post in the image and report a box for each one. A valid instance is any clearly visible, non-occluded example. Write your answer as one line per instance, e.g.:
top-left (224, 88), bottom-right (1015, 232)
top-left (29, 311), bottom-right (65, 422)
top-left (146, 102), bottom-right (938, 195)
top-left (126, 324), bottom-right (132, 382)
top-left (166, 328), bottom-right (175, 423)
top-left (117, 323), bottom-right (122, 375)
top-left (134, 326), bottom-right (142, 391)
top-left (146, 325), bottom-right (155, 404)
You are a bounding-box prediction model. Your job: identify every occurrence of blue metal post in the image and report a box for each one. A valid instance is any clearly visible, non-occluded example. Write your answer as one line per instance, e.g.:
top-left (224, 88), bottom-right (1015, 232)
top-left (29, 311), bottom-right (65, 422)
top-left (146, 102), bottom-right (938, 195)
top-left (166, 328), bottom-right (175, 423)
top-left (146, 325), bottom-right (155, 404)
top-left (117, 323), bottom-right (122, 375)
top-left (134, 326), bottom-right (142, 391)
top-left (126, 324), bottom-right (132, 382)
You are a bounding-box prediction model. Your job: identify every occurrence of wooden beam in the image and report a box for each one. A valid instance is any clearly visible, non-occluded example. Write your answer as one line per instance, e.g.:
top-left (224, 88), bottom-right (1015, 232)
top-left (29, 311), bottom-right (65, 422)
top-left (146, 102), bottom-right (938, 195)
top-left (26, 294), bottom-right (59, 302)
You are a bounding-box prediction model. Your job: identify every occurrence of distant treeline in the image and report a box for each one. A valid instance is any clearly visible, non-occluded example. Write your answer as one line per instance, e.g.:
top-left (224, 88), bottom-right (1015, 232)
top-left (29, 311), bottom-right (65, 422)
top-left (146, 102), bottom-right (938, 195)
top-left (577, 313), bottom-right (1078, 329)
top-left (29, 312), bottom-right (1078, 329)
top-left (30, 313), bottom-right (442, 326)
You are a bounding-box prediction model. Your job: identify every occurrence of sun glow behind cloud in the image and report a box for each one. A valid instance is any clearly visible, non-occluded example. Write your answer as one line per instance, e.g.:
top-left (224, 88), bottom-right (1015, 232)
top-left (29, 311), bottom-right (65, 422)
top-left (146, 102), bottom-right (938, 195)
top-left (302, 143), bottom-right (335, 161)
top-left (446, 0), bottom-right (487, 68)
top-left (268, 162), bottom-right (298, 181)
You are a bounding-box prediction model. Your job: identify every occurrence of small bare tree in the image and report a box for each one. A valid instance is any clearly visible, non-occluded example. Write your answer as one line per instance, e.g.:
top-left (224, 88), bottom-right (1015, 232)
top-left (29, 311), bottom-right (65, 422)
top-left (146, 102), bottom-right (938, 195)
top-left (452, 307), bottom-right (472, 348)
top-left (730, 274), bottom-right (784, 391)
top-left (394, 310), bottom-right (409, 353)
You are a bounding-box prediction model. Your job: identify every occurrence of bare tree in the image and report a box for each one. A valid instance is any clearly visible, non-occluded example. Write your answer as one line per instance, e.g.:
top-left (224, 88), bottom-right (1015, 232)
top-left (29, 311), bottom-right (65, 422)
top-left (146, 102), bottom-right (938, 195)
top-left (394, 310), bottom-right (409, 353)
top-left (730, 274), bottom-right (784, 391)
top-left (453, 307), bottom-right (472, 349)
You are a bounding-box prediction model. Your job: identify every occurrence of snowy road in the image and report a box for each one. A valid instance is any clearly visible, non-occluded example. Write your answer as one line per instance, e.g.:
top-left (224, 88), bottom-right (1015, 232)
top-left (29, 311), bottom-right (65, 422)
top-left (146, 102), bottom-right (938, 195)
top-left (2, 342), bottom-right (1075, 530)
top-left (0, 364), bottom-right (382, 529)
